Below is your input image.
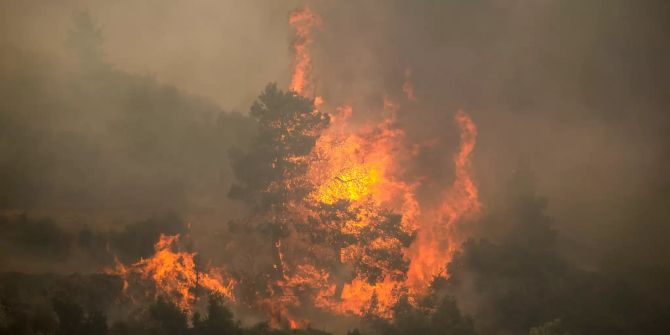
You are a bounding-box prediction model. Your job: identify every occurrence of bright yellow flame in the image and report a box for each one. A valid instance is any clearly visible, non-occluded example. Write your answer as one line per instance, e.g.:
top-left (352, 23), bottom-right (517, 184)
top-left (316, 166), bottom-right (379, 204)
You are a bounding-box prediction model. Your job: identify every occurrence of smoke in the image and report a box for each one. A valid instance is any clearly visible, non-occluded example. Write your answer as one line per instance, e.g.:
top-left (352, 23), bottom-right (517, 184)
top-left (306, 0), bottom-right (670, 268)
top-left (1, 0), bottom-right (669, 334)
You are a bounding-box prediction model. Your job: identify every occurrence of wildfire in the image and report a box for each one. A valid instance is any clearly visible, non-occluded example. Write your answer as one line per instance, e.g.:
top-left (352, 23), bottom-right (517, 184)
top-left (109, 234), bottom-right (235, 311)
top-left (308, 103), bottom-right (416, 218)
top-left (106, 4), bottom-right (482, 327)
top-left (289, 6), bottom-right (320, 97)
top-left (406, 110), bottom-right (481, 294)
top-left (301, 106), bottom-right (479, 313)
top-left (288, 6), bottom-right (478, 312)
top-left (248, 4), bottom-right (481, 320)
top-left (315, 165), bottom-right (380, 204)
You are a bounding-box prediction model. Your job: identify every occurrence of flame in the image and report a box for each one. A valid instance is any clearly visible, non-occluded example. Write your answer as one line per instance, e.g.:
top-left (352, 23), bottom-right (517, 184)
top-left (247, 5), bottom-right (480, 319)
top-left (289, 6), bottom-right (320, 97)
top-left (308, 103), bottom-right (418, 223)
top-left (277, 100), bottom-right (415, 317)
top-left (108, 256), bottom-right (129, 293)
top-left (288, 318), bottom-right (302, 329)
top-left (105, 5), bottom-right (482, 326)
top-left (319, 276), bottom-right (400, 318)
top-left (302, 108), bottom-right (479, 314)
top-left (406, 111), bottom-right (481, 294)
top-left (315, 165), bottom-right (380, 204)
top-left (110, 234), bottom-right (235, 311)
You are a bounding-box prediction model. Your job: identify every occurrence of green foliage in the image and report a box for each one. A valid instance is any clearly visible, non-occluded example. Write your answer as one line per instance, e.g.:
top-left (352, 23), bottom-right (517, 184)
top-left (229, 83), bottom-right (329, 209)
top-left (227, 84), bottom-right (330, 305)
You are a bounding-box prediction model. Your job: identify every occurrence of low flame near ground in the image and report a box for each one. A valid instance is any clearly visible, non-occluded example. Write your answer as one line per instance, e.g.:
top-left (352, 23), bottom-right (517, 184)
top-left (108, 5), bottom-right (480, 327)
top-left (109, 234), bottom-right (235, 312)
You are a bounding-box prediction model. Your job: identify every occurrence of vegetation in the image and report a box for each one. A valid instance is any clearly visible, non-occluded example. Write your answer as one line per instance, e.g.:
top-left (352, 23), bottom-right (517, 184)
top-left (2, 6), bottom-right (670, 335)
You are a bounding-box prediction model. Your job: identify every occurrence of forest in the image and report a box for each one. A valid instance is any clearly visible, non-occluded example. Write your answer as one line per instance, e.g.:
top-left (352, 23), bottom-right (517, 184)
top-left (1, 1), bottom-right (669, 334)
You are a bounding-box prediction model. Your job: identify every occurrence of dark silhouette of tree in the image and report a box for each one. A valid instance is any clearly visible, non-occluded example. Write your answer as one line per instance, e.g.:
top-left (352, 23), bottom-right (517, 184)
top-left (52, 296), bottom-right (84, 335)
top-left (229, 83), bottom-right (329, 209)
top-left (1, 214), bottom-right (73, 261)
top-left (228, 83), bottom-right (412, 316)
top-left (297, 201), bottom-right (412, 298)
top-left (82, 310), bottom-right (109, 335)
top-left (228, 83), bottom-right (329, 303)
top-left (502, 162), bottom-right (556, 253)
top-left (109, 214), bottom-right (187, 263)
top-left (66, 10), bottom-right (105, 70)
top-left (427, 296), bottom-right (477, 335)
top-left (52, 296), bottom-right (108, 335)
top-left (0, 298), bottom-right (57, 335)
top-left (363, 283), bottom-right (477, 335)
top-left (443, 165), bottom-right (670, 334)
top-left (147, 298), bottom-right (188, 335)
top-left (192, 295), bottom-right (241, 335)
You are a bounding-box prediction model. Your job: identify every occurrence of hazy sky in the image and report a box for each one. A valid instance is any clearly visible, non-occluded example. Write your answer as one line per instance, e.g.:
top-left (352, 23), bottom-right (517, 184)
top-left (2, 0), bottom-right (669, 268)
top-left (3, 0), bottom-right (305, 111)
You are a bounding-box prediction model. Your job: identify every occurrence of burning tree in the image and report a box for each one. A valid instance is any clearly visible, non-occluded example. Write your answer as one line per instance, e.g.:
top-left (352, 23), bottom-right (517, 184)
top-left (105, 5), bottom-right (481, 326)
top-left (228, 83), bottom-right (330, 321)
top-left (227, 81), bottom-right (417, 320)
top-left (299, 199), bottom-right (413, 300)
top-left (229, 83), bottom-right (329, 210)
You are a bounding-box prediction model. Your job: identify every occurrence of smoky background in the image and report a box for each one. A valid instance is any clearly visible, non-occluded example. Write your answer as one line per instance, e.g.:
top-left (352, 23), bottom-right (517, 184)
top-left (1, 0), bottom-right (669, 333)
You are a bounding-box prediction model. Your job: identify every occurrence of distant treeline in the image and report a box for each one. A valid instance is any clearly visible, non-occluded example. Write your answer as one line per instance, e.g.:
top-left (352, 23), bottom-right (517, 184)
top-left (0, 213), bottom-right (186, 272)
top-left (2, 186), bottom-right (669, 335)
top-left (0, 271), bottom-right (476, 335)
top-left (0, 11), bottom-right (255, 213)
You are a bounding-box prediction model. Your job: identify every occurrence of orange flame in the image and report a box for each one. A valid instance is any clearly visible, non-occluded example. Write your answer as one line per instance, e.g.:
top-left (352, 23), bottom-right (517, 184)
top-left (286, 100), bottom-right (417, 317)
top-left (406, 111), bottom-right (481, 294)
top-left (309, 102), bottom-right (418, 218)
top-left (110, 234), bottom-right (235, 311)
top-left (302, 108), bottom-right (479, 313)
top-left (106, 6), bottom-right (482, 326)
top-left (320, 276), bottom-right (401, 318)
top-left (282, 7), bottom-right (480, 314)
top-left (289, 6), bottom-right (320, 97)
